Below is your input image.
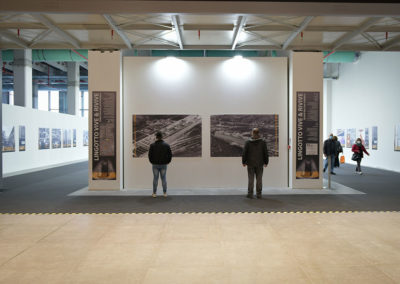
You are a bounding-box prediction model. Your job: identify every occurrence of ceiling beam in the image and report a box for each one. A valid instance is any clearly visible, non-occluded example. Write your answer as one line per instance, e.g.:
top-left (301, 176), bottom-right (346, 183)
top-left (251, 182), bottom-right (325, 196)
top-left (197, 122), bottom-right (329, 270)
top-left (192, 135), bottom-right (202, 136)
top-left (282, 16), bottom-right (314, 50)
top-left (45, 62), bottom-right (68, 72)
top-left (28, 29), bottom-right (52, 47)
top-left (0, 30), bottom-right (28, 48)
top-left (231, 16), bottom-right (246, 50)
top-left (126, 30), bottom-right (179, 47)
top-left (382, 34), bottom-right (400, 51)
top-left (331, 17), bottom-right (382, 50)
top-left (239, 31), bottom-right (282, 48)
top-left (31, 14), bottom-right (81, 48)
top-left (103, 14), bottom-right (133, 49)
top-left (361, 32), bottom-right (382, 49)
top-left (2, 22), bottom-right (400, 33)
top-left (171, 15), bottom-right (183, 49)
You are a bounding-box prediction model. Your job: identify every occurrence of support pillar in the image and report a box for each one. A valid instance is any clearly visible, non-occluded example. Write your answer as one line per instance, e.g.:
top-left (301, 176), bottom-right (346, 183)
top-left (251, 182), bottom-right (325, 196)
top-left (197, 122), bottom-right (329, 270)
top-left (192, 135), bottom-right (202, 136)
top-left (32, 83), bottom-right (38, 109)
top-left (88, 51), bottom-right (122, 190)
top-left (13, 49), bottom-right (32, 108)
top-left (289, 52), bottom-right (324, 189)
top-left (67, 62), bottom-right (80, 115)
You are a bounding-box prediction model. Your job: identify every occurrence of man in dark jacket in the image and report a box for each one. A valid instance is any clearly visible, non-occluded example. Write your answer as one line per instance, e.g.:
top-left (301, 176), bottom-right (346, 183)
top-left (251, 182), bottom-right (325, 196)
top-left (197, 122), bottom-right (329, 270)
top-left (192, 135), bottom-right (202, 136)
top-left (148, 131), bottom-right (172, 197)
top-left (242, 128), bottom-right (269, 199)
top-left (323, 133), bottom-right (337, 175)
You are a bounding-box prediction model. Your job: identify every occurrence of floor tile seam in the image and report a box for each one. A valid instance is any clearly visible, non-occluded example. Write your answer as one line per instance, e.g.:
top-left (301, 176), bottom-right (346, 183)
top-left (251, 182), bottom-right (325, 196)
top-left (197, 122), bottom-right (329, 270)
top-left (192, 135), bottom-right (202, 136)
top-left (1, 210), bottom-right (400, 215)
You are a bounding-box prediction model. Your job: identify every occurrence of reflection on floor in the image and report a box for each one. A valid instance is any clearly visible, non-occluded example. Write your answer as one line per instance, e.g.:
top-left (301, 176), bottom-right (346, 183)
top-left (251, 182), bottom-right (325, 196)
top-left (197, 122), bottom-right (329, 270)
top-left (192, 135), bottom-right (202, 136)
top-left (1, 212), bottom-right (399, 283)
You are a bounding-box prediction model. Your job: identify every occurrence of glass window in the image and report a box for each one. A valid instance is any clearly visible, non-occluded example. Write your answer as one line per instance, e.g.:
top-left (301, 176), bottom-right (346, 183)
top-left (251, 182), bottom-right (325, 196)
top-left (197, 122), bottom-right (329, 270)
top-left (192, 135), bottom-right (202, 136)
top-left (38, 90), bottom-right (49, 111)
top-left (50, 91), bottom-right (59, 112)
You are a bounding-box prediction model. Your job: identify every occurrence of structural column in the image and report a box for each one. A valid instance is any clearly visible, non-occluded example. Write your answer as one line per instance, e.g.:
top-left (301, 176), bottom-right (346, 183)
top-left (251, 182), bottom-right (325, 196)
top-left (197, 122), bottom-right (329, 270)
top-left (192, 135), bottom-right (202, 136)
top-left (289, 52), bottom-right (324, 189)
top-left (88, 51), bottom-right (122, 190)
top-left (67, 62), bottom-right (80, 115)
top-left (13, 49), bottom-right (32, 108)
top-left (32, 83), bottom-right (39, 109)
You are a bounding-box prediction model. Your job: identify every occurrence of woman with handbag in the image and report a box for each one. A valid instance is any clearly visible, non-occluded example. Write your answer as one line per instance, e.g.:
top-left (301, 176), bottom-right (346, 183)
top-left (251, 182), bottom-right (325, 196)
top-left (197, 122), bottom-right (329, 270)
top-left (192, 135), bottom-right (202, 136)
top-left (351, 138), bottom-right (370, 175)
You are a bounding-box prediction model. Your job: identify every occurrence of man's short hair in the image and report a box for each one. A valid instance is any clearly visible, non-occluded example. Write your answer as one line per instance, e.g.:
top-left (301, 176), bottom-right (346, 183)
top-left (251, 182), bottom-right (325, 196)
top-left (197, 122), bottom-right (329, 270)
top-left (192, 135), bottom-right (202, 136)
top-left (156, 131), bottom-right (163, 139)
top-left (252, 128), bottom-right (260, 136)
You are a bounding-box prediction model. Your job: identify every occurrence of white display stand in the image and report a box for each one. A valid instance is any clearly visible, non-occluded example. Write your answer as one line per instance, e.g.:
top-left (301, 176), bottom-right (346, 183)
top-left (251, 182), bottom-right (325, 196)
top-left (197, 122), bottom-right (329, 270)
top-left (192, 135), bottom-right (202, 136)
top-left (123, 57), bottom-right (288, 190)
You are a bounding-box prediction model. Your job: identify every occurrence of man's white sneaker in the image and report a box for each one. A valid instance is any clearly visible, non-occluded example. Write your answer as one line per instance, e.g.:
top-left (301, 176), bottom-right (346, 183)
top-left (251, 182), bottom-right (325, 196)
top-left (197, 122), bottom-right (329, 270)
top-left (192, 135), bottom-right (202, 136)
top-left (152, 193), bottom-right (157, 198)
top-left (163, 193), bottom-right (168, 197)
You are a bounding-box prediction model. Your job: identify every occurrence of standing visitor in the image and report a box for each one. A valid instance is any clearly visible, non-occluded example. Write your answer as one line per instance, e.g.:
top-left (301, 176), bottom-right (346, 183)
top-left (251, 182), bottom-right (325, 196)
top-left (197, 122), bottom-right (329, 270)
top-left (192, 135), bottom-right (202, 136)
top-left (148, 131), bottom-right (172, 197)
top-left (242, 128), bottom-right (269, 199)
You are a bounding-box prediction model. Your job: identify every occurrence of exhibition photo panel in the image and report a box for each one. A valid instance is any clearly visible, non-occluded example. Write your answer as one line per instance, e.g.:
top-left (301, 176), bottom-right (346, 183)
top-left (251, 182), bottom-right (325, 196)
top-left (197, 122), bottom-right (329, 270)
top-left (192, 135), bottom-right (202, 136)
top-left (210, 114), bottom-right (279, 157)
top-left (132, 114), bottom-right (202, 158)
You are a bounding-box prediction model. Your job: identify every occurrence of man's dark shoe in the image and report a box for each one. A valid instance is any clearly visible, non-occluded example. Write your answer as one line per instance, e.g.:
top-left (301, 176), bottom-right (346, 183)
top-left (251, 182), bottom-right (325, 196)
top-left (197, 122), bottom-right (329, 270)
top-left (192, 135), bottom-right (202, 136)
top-left (246, 194), bottom-right (253, 199)
top-left (330, 172), bottom-right (336, 175)
top-left (256, 195), bottom-right (262, 199)
top-left (323, 168), bottom-right (326, 173)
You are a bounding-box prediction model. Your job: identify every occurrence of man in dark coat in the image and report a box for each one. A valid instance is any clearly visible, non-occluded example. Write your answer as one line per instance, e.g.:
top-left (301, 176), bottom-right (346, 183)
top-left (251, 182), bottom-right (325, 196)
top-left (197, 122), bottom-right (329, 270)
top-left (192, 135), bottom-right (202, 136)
top-left (323, 133), bottom-right (337, 175)
top-left (148, 131), bottom-right (172, 197)
top-left (242, 128), bottom-right (269, 199)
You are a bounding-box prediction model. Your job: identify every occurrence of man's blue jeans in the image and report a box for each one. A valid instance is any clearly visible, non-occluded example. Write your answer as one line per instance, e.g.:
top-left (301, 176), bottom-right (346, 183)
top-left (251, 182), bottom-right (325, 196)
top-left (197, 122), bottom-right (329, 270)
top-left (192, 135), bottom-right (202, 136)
top-left (324, 155), bottom-right (335, 173)
top-left (152, 164), bottom-right (167, 194)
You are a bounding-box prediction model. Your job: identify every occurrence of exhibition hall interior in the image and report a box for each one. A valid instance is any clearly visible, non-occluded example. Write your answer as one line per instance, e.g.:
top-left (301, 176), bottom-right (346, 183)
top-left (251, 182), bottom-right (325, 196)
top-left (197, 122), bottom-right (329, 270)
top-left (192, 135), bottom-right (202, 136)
top-left (1, 1), bottom-right (400, 283)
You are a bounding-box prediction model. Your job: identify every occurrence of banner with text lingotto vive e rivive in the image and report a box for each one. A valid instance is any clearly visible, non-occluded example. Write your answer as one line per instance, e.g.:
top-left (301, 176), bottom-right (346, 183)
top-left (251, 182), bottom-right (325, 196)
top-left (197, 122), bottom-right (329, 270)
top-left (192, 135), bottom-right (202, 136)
top-left (92, 91), bottom-right (117, 180)
top-left (296, 91), bottom-right (320, 179)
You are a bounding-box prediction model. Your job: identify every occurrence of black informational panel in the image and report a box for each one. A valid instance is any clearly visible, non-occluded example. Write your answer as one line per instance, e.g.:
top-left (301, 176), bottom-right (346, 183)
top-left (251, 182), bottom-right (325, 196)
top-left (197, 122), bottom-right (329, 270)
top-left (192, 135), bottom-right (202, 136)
top-left (92, 91), bottom-right (117, 180)
top-left (296, 91), bottom-right (320, 179)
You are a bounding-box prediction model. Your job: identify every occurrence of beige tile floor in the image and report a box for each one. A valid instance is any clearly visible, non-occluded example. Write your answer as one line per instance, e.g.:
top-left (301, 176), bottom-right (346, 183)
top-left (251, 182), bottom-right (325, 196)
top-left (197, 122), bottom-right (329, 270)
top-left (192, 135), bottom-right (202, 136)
top-left (0, 212), bottom-right (400, 284)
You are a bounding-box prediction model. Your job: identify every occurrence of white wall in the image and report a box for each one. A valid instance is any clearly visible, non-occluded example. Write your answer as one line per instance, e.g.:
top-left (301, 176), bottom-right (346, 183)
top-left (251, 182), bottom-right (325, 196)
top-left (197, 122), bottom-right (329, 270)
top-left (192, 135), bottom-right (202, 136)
top-left (2, 104), bottom-right (88, 175)
top-left (328, 52), bottom-right (400, 172)
top-left (123, 57), bottom-right (288, 189)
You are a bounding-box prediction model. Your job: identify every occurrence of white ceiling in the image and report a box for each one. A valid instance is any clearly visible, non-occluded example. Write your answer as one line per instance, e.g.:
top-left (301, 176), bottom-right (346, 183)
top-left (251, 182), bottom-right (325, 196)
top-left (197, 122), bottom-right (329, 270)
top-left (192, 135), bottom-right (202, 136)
top-left (1, 1), bottom-right (400, 51)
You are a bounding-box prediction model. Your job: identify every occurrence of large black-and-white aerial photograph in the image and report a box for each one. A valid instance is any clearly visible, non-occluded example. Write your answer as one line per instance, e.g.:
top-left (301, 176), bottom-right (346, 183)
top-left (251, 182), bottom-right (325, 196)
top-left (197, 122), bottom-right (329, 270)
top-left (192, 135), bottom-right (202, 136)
top-left (132, 115), bottom-right (202, 157)
top-left (211, 114), bottom-right (279, 157)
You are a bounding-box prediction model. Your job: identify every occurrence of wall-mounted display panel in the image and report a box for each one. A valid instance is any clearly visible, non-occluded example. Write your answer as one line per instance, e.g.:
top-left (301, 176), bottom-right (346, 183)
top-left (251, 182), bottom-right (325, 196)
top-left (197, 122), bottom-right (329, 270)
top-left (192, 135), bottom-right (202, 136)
top-left (372, 126), bottom-right (378, 150)
top-left (346, 128), bottom-right (356, 148)
top-left (63, 129), bottom-right (71, 148)
top-left (395, 125), bottom-right (400, 151)
top-left (337, 129), bottom-right (345, 147)
top-left (133, 114), bottom-right (201, 158)
top-left (83, 130), bottom-right (89, 146)
top-left (73, 129), bottom-right (77, 147)
top-left (210, 114), bottom-right (278, 157)
top-left (19, 126), bottom-right (25, 151)
top-left (2, 126), bottom-right (15, 152)
top-left (38, 128), bottom-right (50, 150)
top-left (51, 129), bottom-right (62, 149)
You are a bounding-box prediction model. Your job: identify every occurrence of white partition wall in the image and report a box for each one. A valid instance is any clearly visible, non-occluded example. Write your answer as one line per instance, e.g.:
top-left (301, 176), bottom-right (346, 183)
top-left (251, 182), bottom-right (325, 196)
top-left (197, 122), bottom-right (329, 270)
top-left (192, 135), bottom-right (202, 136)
top-left (123, 57), bottom-right (288, 190)
top-left (88, 51), bottom-right (122, 190)
top-left (2, 104), bottom-right (88, 175)
top-left (289, 52), bottom-right (324, 189)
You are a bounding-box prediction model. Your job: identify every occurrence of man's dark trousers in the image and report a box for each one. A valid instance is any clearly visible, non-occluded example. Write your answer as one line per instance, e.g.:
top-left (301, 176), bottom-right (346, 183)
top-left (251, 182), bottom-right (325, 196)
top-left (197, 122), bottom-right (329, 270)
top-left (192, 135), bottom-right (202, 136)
top-left (247, 166), bottom-right (263, 196)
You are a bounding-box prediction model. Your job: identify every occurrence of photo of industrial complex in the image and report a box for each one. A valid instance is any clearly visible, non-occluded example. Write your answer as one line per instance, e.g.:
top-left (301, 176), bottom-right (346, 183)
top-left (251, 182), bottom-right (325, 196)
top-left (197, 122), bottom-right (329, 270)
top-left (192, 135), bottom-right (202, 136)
top-left (133, 115), bottom-right (202, 157)
top-left (211, 114), bottom-right (279, 157)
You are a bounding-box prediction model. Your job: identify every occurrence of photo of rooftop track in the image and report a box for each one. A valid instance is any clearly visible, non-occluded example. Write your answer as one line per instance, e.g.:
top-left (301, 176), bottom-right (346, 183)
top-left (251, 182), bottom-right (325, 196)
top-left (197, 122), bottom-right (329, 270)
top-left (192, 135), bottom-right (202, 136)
top-left (210, 114), bottom-right (279, 157)
top-left (133, 115), bottom-right (202, 157)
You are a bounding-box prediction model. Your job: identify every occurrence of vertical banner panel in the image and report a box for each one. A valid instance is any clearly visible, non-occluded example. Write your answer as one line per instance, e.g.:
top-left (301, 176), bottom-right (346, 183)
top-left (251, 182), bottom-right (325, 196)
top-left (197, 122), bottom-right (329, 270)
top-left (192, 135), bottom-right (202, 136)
top-left (92, 91), bottom-right (116, 180)
top-left (296, 91), bottom-right (320, 179)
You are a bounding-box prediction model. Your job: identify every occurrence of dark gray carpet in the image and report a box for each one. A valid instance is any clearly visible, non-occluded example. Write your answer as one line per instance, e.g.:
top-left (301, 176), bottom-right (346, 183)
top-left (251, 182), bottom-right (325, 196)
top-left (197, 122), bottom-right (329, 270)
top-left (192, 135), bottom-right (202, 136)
top-left (1, 162), bottom-right (400, 213)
